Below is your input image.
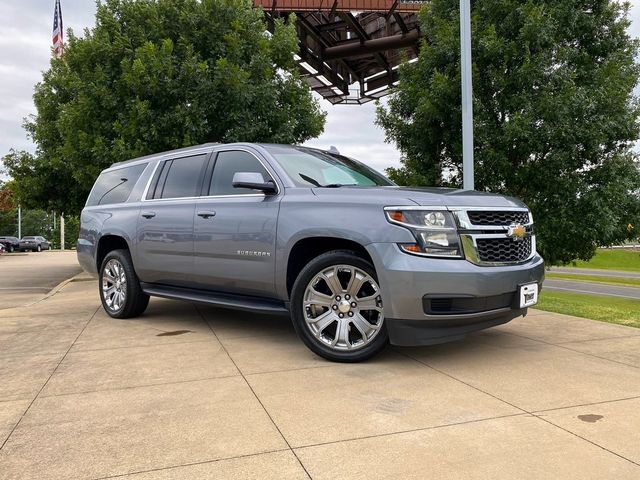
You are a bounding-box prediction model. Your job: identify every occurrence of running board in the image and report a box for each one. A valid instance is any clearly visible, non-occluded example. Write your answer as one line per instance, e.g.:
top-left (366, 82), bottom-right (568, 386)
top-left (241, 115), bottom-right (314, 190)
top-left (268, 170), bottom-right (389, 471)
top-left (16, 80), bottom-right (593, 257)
top-left (140, 283), bottom-right (289, 315)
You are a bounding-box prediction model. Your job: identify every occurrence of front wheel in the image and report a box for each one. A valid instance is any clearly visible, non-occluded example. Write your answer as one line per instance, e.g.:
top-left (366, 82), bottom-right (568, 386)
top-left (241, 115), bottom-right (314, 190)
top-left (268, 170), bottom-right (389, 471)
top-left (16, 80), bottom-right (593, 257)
top-left (290, 250), bottom-right (388, 362)
top-left (99, 249), bottom-right (149, 319)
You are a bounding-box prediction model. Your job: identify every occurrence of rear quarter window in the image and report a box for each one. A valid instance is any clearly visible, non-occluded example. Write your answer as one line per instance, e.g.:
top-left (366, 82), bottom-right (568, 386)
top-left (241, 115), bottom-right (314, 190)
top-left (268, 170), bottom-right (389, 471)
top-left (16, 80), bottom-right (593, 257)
top-left (86, 163), bottom-right (148, 206)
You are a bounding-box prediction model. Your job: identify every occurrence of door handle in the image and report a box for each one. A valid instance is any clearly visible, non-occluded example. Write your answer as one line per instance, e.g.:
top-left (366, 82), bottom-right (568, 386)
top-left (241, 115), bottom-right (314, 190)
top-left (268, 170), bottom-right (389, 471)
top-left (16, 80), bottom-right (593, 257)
top-left (141, 211), bottom-right (156, 219)
top-left (197, 210), bottom-right (216, 219)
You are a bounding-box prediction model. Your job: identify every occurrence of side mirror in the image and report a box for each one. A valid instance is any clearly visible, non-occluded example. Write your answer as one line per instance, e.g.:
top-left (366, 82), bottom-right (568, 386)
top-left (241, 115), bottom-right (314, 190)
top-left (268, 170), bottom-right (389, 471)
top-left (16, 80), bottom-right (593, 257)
top-left (232, 172), bottom-right (277, 194)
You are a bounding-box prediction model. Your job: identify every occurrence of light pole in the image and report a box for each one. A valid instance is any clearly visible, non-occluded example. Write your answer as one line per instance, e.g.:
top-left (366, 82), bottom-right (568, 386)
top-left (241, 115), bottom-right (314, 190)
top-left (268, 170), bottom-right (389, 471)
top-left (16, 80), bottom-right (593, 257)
top-left (460, 0), bottom-right (474, 190)
top-left (60, 213), bottom-right (65, 250)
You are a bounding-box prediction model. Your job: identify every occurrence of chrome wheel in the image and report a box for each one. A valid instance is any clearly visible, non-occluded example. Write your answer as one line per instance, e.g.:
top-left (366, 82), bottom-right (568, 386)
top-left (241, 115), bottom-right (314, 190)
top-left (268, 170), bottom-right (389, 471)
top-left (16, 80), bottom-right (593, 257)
top-left (303, 264), bottom-right (384, 351)
top-left (102, 259), bottom-right (127, 312)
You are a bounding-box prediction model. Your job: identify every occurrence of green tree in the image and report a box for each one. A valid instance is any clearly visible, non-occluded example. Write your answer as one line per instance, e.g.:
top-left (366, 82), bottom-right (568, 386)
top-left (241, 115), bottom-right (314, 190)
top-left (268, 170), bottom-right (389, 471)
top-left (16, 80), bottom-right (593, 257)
top-left (6, 0), bottom-right (325, 213)
top-left (20, 210), bottom-right (54, 238)
top-left (377, 0), bottom-right (640, 265)
top-left (0, 183), bottom-right (17, 237)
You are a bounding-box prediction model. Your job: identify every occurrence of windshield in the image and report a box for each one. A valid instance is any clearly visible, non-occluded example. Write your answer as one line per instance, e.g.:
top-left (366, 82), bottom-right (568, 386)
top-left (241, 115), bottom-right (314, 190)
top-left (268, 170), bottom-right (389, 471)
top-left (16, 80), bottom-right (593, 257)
top-left (265, 146), bottom-right (394, 187)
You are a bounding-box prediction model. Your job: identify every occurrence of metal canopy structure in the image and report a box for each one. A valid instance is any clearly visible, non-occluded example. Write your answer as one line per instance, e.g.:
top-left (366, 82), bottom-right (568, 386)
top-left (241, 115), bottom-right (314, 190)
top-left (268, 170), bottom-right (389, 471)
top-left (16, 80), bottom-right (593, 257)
top-left (257, 0), bottom-right (424, 104)
top-left (255, 0), bottom-right (475, 189)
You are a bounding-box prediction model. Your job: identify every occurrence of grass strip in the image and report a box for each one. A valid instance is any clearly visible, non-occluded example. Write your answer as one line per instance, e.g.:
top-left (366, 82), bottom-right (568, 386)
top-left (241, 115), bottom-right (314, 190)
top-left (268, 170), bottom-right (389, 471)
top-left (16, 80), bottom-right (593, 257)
top-left (570, 249), bottom-right (640, 272)
top-left (536, 290), bottom-right (640, 329)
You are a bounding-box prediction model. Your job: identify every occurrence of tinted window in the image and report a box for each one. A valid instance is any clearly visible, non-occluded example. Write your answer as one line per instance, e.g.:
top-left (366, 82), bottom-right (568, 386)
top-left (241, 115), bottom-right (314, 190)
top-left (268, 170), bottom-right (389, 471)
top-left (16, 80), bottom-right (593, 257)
top-left (209, 151), bottom-right (271, 196)
top-left (86, 163), bottom-right (148, 206)
top-left (157, 154), bottom-right (207, 199)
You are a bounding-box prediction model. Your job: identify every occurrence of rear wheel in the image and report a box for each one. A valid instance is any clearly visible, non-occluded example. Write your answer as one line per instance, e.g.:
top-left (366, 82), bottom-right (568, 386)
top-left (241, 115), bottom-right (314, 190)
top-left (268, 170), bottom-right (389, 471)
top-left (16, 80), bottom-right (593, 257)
top-left (36, 244), bottom-right (42, 252)
top-left (99, 249), bottom-right (149, 318)
top-left (8, 245), bottom-right (13, 253)
top-left (290, 250), bottom-right (387, 362)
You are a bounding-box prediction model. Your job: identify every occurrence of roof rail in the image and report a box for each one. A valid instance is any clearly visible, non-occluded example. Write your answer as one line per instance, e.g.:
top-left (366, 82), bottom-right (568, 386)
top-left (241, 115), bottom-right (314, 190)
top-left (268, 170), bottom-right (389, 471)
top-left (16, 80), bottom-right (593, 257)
top-left (109, 143), bottom-right (219, 167)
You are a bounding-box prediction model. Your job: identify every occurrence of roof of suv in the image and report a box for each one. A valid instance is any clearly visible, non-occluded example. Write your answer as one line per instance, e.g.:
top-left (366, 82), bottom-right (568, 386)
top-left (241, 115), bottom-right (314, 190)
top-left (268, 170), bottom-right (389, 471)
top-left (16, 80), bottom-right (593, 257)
top-left (110, 143), bottom-right (220, 168)
top-left (108, 143), bottom-right (330, 169)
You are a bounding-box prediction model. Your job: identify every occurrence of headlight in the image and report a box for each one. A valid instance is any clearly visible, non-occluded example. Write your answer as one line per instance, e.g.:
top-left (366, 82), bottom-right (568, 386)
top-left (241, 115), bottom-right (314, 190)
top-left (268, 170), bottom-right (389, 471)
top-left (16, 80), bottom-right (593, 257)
top-left (385, 208), bottom-right (463, 258)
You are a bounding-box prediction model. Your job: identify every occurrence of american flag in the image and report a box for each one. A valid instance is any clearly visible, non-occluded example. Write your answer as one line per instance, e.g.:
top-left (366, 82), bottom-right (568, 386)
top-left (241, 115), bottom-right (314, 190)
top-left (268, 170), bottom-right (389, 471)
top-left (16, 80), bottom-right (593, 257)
top-left (52, 0), bottom-right (64, 57)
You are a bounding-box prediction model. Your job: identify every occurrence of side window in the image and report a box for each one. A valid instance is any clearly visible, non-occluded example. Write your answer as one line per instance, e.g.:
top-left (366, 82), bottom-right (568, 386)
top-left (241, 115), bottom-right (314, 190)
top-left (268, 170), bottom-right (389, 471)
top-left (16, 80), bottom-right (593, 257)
top-left (209, 151), bottom-right (271, 196)
top-left (156, 154), bottom-right (207, 199)
top-left (86, 163), bottom-right (148, 206)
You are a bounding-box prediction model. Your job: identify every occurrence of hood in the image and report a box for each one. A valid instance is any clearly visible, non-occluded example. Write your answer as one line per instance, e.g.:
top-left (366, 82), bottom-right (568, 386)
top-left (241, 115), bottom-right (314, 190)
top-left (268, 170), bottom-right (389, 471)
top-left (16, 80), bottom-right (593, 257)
top-left (311, 186), bottom-right (528, 209)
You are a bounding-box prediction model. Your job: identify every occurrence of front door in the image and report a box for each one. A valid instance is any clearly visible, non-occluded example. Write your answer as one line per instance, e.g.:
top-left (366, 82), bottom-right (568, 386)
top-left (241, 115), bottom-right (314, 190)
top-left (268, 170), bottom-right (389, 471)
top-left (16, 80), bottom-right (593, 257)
top-left (135, 153), bottom-right (208, 286)
top-left (193, 149), bottom-right (281, 297)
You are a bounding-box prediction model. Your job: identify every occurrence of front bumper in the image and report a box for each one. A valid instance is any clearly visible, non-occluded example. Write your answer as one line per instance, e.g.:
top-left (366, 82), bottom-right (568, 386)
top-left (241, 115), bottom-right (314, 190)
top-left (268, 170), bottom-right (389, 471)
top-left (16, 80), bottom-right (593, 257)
top-left (366, 243), bottom-right (545, 346)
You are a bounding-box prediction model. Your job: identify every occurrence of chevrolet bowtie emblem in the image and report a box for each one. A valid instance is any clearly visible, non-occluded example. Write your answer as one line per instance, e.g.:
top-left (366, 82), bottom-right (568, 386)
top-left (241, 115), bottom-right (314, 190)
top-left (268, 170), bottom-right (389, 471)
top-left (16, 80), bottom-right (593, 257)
top-left (507, 223), bottom-right (526, 241)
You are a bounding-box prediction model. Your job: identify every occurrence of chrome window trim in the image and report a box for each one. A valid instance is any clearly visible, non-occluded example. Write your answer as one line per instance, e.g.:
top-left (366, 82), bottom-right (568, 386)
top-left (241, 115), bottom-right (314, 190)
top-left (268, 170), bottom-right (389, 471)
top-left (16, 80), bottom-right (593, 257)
top-left (140, 147), bottom-right (281, 203)
top-left (140, 159), bottom-right (164, 202)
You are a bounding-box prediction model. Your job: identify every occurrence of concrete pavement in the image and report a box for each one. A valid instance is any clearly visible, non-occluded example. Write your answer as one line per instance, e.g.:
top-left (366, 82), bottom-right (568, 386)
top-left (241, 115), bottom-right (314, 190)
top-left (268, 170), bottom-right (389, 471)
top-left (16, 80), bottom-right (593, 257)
top-left (0, 251), bottom-right (82, 309)
top-left (1, 275), bottom-right (640, 478)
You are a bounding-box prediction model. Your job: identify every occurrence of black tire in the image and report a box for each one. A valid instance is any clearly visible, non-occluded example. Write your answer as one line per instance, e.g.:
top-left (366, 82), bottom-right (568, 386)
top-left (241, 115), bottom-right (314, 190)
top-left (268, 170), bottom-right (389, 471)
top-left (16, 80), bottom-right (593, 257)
top-left (36, 244), bottom-right (42, 252)
top-left (8, 245), bottom-right (13, 253)
top-left (290, 250), bottom-right (388, 363)
top-left (99, 249), bottom-right (149, 319)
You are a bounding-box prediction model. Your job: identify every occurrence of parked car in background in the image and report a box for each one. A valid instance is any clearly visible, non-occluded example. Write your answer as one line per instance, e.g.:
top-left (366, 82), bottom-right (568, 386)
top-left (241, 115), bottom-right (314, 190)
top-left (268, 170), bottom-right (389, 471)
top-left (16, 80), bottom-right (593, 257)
top-left (0, 236), bottom-right (20, 253)
top-left (78, 143), bottom-right (544, 362)
top-left (19, 236), bottom-right (51, 252)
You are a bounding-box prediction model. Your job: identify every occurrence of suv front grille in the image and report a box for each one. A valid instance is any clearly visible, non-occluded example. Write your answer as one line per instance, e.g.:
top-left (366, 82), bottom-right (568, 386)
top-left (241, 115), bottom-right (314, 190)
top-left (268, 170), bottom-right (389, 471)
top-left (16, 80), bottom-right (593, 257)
top-left (476, 237), bottom-right (532, 263)
top-left (467, 211), bottom-right (530, 226)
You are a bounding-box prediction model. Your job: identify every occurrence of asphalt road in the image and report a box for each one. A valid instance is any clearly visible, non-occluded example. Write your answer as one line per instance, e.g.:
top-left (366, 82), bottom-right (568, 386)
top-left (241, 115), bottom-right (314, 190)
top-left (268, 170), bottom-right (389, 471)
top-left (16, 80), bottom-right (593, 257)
top-left (544, 278), bottom-right (640, 300)
top-left (0, 251), bottom-right (82, 309)
top-left (550, 267), bottom-right (640, 279)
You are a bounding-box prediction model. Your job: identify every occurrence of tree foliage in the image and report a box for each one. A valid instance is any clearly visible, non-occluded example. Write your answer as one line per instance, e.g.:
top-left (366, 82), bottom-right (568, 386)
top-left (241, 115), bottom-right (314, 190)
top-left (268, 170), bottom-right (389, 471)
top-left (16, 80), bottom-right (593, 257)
top-left (377, 0), bottom-right (640, 264)
top-left (6, 0), bottom-right (325, 213)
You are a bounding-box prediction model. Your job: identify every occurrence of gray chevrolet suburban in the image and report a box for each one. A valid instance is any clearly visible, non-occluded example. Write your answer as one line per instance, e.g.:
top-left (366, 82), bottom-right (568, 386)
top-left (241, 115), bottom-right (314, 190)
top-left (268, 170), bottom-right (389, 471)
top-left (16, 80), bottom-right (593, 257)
top-left (78, 143), bottom-right (544, 362)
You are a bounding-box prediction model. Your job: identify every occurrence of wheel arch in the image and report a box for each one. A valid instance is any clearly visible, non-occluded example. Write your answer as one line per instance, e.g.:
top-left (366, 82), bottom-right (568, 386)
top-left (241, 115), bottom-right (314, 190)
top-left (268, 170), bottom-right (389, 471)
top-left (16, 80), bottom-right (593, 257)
top-left (96, 234), bottom-right (131, 272)
top-left (285, 236), bottom-right (374, 297)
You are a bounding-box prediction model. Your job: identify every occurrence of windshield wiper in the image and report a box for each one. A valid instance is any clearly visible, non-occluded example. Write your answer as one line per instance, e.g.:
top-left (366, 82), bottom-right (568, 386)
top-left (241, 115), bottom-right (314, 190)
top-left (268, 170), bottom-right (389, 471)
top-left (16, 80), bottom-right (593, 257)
top-left (299, 173), bottom-right (322, 187)
top-left (321, 183), bottom-right (358, 188)
top-left (298, 174), bottom-right (356, 188)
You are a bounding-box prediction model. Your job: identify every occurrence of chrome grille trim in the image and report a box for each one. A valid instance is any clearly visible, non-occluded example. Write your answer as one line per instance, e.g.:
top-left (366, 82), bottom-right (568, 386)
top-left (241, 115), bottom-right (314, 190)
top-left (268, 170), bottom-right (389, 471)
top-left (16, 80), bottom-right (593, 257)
top-left (454, 207), bottom-right (532, 231)
top-left (468, 210), bottom-right (530, 226)
top-left (451, 207), bottom-right (536, 266)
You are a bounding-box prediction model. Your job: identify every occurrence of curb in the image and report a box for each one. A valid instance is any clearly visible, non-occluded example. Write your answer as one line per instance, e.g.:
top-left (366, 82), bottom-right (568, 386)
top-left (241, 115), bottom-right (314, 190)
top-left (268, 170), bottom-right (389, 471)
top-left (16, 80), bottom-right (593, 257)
top-left (24, 272), bottom-right (95, 307)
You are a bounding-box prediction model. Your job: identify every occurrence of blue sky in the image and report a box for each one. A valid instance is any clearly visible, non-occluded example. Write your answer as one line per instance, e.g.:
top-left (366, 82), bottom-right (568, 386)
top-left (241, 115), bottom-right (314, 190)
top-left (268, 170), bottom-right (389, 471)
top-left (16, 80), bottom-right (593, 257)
top-left (1, 0), bottom-right (638, 176)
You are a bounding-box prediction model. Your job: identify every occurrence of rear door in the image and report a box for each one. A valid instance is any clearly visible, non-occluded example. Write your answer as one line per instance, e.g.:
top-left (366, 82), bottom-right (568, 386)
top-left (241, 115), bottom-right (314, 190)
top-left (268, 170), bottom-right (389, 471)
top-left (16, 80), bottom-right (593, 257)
top-left (135, 153), bottom-right (209, 286)
top-left (193, 148), bottom-right (281, 297)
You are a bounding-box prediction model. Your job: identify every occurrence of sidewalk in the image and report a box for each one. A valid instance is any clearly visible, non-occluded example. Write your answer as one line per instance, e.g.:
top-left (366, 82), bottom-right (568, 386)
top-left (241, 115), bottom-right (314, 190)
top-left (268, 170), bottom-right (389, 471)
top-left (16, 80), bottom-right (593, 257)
top-left (1, 279), bottom-right (639, 479)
